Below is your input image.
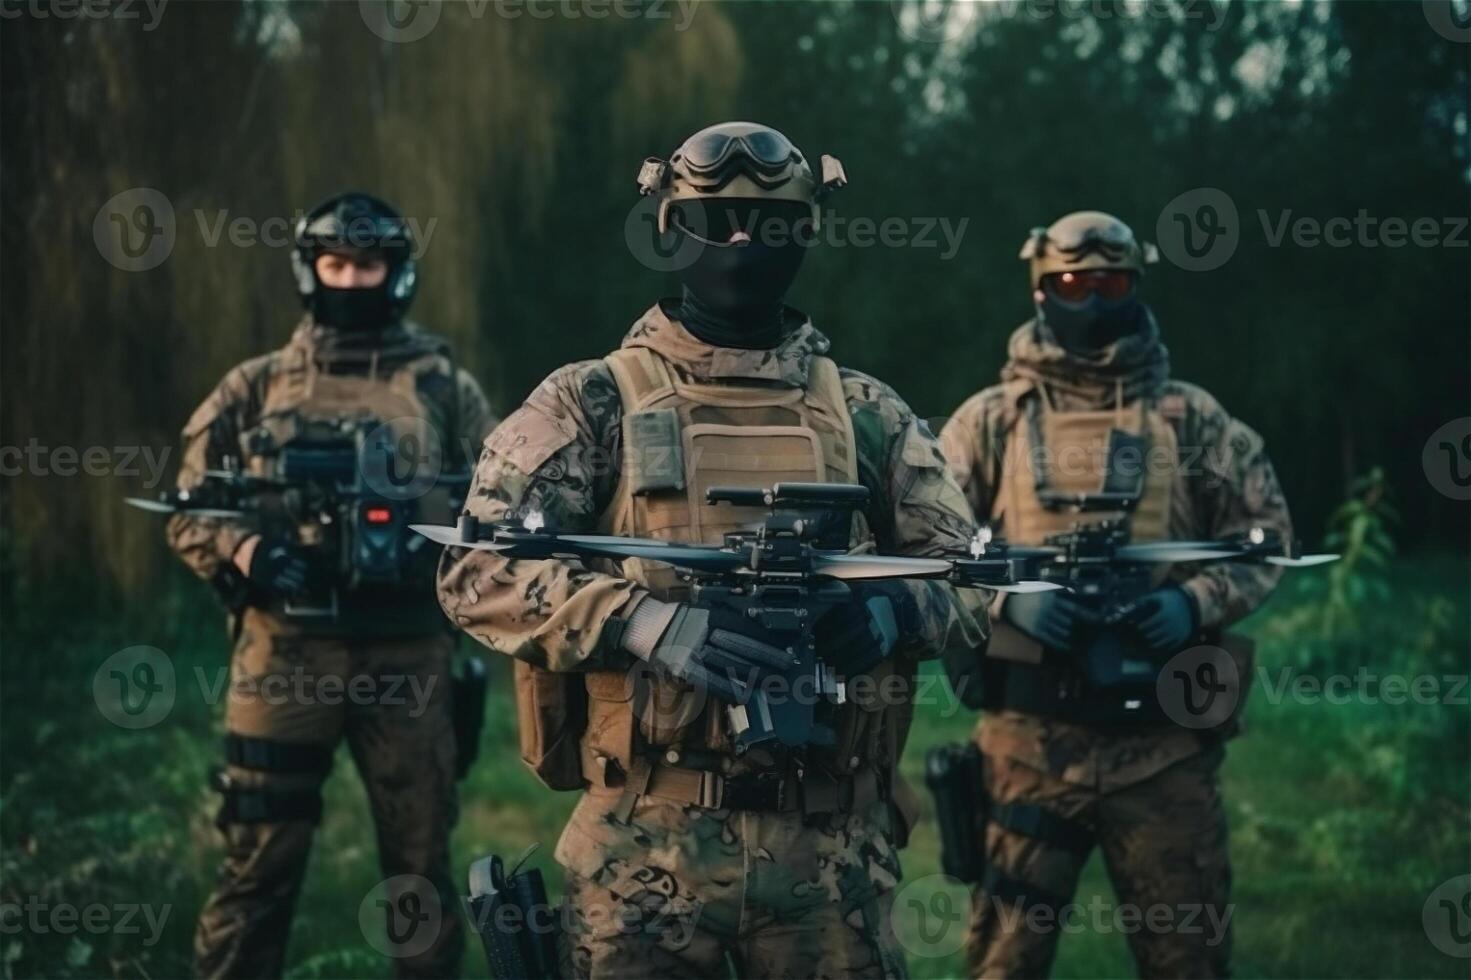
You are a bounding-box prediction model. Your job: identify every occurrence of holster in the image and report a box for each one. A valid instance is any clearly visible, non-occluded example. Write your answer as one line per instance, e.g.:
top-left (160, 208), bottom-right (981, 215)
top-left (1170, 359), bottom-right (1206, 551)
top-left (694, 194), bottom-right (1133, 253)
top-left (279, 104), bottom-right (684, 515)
top-left (452, 657), bottom-right (489, 780)
top-left (467, 851), bottom-right (561, 980)
top-left (924, 742), bottom-right (988, 884)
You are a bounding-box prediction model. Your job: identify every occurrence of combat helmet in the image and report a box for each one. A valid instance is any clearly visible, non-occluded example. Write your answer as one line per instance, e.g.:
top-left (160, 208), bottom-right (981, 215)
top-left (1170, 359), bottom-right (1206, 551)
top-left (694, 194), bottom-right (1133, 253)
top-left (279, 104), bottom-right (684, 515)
top-left (1019, 211), bottom-right (1159, 288)
top-left (636, 122), bottom-right (847, 236)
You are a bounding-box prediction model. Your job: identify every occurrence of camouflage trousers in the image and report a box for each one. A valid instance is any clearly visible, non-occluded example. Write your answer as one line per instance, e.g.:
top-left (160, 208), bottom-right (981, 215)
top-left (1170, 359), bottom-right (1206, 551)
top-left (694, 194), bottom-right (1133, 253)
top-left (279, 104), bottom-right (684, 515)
top-left (965, 745), bottom-right (1231, 980)
top-left (554, 789), bottom-right (910, 979)
top-left (194, 609), bottom-right (463, 979)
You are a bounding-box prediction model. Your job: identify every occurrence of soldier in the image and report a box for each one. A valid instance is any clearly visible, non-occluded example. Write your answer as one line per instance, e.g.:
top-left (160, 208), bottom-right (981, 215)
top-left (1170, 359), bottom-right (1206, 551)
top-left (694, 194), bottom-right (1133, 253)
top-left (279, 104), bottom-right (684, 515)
top-left (168, 193), bottom-right (496, 978)
top-left (938, 211), bottom-right (1292, 979)
top-left (437, 122), bottom-right (985, 979)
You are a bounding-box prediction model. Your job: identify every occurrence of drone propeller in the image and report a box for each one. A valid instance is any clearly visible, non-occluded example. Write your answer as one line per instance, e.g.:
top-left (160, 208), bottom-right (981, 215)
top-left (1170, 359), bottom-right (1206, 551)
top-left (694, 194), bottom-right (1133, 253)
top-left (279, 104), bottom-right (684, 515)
top-left (1113, 541), bottom-right (1246, 563)
top-left (809, 554), bottom-right (955, 581)
top-left (1265, 553), bottom-right (1340, 567)
top-left (125, 496), bottom-right (245, 519)
top-left (991, 580), bottom-right (1068, 594)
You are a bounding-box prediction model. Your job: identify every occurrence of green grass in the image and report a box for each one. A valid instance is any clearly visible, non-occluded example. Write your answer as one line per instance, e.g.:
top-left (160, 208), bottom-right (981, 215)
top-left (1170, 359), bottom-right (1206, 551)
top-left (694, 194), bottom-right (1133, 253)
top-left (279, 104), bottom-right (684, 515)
top-left (2, 555), bottom-right (1467, 978)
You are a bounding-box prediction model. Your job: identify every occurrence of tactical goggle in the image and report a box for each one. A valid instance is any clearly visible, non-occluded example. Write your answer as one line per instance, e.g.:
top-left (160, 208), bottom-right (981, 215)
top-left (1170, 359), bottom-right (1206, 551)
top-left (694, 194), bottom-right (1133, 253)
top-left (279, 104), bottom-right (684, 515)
top-left (1042, 269), bottom-right (1137, 303)
top-left (672, 129), bottom-right (806, 190)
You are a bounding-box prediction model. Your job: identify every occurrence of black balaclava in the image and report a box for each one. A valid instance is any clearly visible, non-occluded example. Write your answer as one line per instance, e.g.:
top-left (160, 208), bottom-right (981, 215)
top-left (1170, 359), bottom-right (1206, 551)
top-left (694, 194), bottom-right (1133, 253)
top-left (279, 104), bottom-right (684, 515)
top-left (1038, 279), bottom-right (1147, 353)
top-left (314, 276), bottom-right (396, 332)
top-left (674, 200), bottom-right (811, 350)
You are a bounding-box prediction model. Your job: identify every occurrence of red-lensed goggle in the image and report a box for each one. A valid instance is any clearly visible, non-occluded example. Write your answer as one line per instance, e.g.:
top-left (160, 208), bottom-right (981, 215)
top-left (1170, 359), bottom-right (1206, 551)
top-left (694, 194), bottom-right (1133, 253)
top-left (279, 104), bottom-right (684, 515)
top-left (1043, 269), bottom-right (1137, 303)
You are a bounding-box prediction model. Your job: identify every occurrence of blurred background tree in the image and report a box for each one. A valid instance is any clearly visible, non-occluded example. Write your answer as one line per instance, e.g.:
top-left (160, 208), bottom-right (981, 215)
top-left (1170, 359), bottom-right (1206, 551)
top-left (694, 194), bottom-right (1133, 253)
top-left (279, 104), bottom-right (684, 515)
top-left (2, 0), bottom-right (1466, 598)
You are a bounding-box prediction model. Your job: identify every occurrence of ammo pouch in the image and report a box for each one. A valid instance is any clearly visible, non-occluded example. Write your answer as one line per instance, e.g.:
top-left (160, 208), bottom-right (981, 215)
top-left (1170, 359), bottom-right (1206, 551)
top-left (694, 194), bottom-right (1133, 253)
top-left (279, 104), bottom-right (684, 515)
top-left (453, 656), bottom-right (489, 780)
top-left (513, 660), bottom-right (587, 791)
top-left (924, 742), bottom-right (988, 884)
top-left (467, 849), bottom-right (561, 980)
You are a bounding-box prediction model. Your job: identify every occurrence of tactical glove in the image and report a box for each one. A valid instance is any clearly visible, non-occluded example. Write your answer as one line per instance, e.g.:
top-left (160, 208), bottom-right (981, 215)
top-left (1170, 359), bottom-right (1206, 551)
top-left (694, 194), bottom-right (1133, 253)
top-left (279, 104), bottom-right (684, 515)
top-left (620, 597), bottom-right (793, 705)
top-left (1112, 586), bottom-right (1199, 654)
top-left (246, 538), bottom-right (312, 600)
top-left (815, 582), bottom-right (914, 675)
top-left (1003, 591), bottom-right (1100, 651)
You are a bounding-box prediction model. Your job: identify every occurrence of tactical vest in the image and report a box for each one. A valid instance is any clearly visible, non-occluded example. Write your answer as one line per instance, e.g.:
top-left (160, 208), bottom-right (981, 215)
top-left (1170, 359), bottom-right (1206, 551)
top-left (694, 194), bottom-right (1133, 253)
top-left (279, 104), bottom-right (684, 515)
top-left (517, 346), bottom-right (913, 817)
top-left (987, 382), bottom-right (1176, 665)
top-left (238, 338), bottom-right (459, 634)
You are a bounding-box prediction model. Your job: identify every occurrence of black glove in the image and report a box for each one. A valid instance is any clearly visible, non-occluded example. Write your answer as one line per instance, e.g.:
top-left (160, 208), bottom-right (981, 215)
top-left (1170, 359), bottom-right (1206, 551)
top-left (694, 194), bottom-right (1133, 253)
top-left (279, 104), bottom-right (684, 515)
top-left (1111, 586), bottom-right (1199, 654)
top-left (815, 582), bottom-right (912, 675)
top-left (246, 538), bottom-right (312, 600)
top-left (1002, 591), bottom-right (1099, 651)
top-left (620, 598), bottom-right (792, 704)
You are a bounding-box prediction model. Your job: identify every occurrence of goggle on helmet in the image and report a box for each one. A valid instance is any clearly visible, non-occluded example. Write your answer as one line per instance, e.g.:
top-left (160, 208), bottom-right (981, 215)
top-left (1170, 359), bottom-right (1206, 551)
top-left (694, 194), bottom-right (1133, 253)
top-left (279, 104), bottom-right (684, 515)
top-left (1020, 210), bottom-right (1160, 288)
top-left (637, 121), bottom-right (847, 233)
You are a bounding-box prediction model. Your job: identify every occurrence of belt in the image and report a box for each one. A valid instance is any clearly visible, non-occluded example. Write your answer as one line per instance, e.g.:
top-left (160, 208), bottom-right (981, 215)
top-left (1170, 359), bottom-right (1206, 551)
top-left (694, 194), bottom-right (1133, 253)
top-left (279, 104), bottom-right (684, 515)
top-left (633, 758), bottom-right (884, 815)
top-left (645, 764), bottom-right (801, 812)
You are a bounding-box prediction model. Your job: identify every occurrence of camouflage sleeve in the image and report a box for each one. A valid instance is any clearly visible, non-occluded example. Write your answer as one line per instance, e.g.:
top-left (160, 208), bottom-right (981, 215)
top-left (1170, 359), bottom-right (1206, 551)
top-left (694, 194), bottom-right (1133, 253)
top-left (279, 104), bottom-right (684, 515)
top-left (844, 370), bottom-right (989, 661)
top-left (938, 389), bottom-right (1005, 521)
top-left (164, 358), bottom-right (268, 582)
top-left (436, 360), bottom-right (638, 671)
top-left (451, 367), bottom-right (499, 469)
top-left (1172, 384), bottom-right (1293, 629)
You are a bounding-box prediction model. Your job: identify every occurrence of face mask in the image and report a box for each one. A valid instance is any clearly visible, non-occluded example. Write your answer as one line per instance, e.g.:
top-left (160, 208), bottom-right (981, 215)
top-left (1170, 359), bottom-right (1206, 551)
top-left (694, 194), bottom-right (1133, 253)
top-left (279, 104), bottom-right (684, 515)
top-left (675, 200), bottom-right (810, 322)
top-left (1038, 289), bottom-right (1144, 353)
top-left (313, 284), bottom-right (395, 331)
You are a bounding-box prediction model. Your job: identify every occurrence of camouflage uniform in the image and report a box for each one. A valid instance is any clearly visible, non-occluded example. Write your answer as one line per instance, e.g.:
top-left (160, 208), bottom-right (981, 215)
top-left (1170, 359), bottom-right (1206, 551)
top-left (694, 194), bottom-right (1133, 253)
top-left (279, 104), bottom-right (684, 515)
top-left (439, 304), bottom-right (987, 979)
top-left (939, 319), bottom-right (1290, 979)
top-left (170, 317), bottom-right (496, 979)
